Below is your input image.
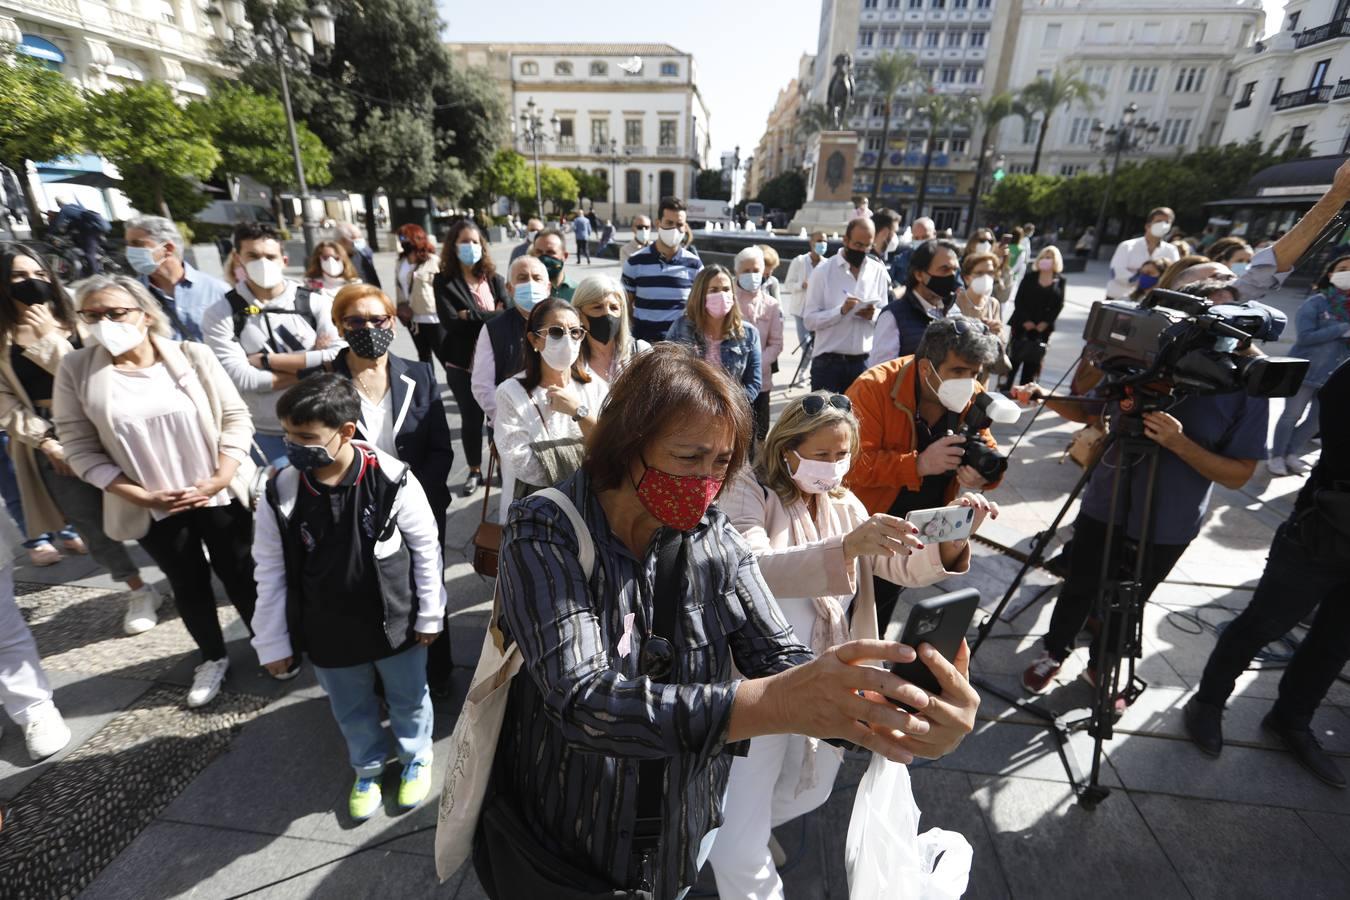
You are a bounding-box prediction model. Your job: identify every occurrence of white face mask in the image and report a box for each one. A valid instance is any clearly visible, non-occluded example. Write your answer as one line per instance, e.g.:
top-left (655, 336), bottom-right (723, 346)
top-left (975, 241), bottom-right (992, 255)
top-left (788, 451), bottom-right (851, 495)
top-left (1149, 221), bottom-right (1171, 239)
top-left (929, 363), bottom-right (976, 413)
top-left (320, 257), bottom-right (344, 278)
top-left (526, 230), bottom-right (539, 245)
top-left (635, 227), bottom-right (650, 243)
top-left (540, 333), bottom-right (582, 372)
top-left (658, 226), bottom-right (683, 249)
top-left (886, 233), bottom-right (901, 254)
top-left (969, 274), bottom-right (995, 296)
top-left (245, 257), bottom-right (285, 290)
top-left (1330, 271), bottom-right (1350, 292)
top-left (88, 319), bottom-right (146, 356)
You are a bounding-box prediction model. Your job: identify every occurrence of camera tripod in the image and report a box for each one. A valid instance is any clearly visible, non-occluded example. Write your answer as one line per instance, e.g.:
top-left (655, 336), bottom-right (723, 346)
top-left (968, 404), bottom-right (1166, 809)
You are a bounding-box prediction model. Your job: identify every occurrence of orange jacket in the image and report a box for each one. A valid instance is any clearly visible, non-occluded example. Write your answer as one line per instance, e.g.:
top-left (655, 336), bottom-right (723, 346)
top-left (844, 356), bottom-right (1002, 515)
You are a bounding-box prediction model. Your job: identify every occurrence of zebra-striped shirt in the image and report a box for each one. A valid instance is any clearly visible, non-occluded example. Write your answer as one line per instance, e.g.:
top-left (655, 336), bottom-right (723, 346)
top-left (494, 470), bottom-right (811, 897)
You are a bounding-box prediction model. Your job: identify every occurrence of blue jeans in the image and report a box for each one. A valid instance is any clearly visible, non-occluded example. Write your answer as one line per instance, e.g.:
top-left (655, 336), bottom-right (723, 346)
top-left (810, 354), bottom-right (867, 394)
top-left (2, 432), bottom-right (84, 549)
top-left (1270, 384), bottom-right (1319, 460)
top-left (312, 643), bottom-right (434, 778)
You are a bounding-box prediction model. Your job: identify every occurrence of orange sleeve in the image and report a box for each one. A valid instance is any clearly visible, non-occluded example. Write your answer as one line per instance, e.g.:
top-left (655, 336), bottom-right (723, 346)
top-left (846, 376), bottom-right (923, 493)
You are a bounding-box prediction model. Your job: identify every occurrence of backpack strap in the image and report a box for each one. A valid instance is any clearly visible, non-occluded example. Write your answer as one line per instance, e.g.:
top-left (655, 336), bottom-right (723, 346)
top-left (535, 487), bottom-right (595, 580)
top-left (225, 289), bottom-right (252, 341)
top-left (293, 286), bottom-right (318, 330)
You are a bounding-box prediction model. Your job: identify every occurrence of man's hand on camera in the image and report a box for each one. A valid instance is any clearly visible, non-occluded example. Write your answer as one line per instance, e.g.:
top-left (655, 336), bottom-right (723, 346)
top-left (1142, 411), bottom-right (1185, 450)
top-left (916, 434), bottom-right (965, 477)
top-left (954, 465), bottom-right (986, 489)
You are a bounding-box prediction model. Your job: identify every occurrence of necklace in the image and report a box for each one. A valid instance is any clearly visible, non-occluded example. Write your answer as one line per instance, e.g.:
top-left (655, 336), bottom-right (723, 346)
top-left (352, 364), bottom-right (386, 400)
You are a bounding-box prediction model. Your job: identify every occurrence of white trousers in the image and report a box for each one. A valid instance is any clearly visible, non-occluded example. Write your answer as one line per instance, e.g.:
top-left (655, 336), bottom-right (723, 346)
top-left (0, 562), bottom-right (55, 727)
top-left (707, 595), bottom-right (843, 900)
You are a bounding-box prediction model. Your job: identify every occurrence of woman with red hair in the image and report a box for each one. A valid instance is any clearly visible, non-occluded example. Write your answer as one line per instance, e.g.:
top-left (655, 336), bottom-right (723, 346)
top-left (394, 224), bottom-right (442, 371)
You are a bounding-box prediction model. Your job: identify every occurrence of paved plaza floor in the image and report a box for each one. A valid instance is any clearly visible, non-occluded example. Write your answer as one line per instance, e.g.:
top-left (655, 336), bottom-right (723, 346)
top-left (1, 240), bottom-right (1347, 898)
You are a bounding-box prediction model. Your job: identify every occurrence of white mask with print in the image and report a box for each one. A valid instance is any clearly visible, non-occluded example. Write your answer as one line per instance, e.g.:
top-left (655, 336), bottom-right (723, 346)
top-left (788, 452), bottom-right (851, 494)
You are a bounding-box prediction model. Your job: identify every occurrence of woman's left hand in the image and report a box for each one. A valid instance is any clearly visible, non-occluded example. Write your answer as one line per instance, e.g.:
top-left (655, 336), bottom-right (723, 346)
top-left (954, 464), bottom-right (986, 489)
top-left (546, 385), bottom-right (580, 417)
top-left (953, 492), bottom-right (998, 536)
top-left (888, 640), bottom-right (980, 759)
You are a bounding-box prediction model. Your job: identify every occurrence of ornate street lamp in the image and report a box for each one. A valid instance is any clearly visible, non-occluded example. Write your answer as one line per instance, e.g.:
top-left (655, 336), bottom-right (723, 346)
top-left (515, 98), bottom-right (558, 216)
top-left (1089, 103), bottom-right (1160, 255)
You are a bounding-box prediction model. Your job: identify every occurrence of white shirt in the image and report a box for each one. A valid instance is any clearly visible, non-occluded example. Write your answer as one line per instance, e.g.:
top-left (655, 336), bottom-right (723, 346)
top-left (359, 390), bottom-right (396, 456)
top-left (1106, 236), bottom-right (1180, 299)
top-left (782, 252), bottom-right (820, 318)
top-left (801, 252), bottom-right (889, 356)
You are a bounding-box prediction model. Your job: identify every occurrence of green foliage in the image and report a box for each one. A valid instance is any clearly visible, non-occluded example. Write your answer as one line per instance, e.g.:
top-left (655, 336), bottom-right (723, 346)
top-left (0, 51), bottom-right (85, 171)
top-left (566, 167), bottom-right (610, 204)
top-left (1018, 69), bottom-right (1104, 175)
top-left (696, 168), bottom-right (729, 200)
top-left (480, 149), bottom-right (533, 206)
top-left (859, 51), bottom-right (923, 207)
top-left (84, 82), bottom-right (219, 218)
top-left (539, 166), bottom-right (579, 212)
top-left (190, 83), bottom-right (331, 189)
top-left (343, 107), bottom-right (437, 196)
top-left (755, 171), bottom-right (806, 214)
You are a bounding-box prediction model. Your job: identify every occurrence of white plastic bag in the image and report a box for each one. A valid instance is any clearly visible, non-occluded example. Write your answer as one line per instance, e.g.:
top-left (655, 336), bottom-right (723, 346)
top-left (844, 753), bottom-right (973, 899)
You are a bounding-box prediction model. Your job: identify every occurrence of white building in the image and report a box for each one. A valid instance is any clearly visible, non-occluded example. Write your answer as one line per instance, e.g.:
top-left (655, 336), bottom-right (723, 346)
top-left (997, 0), bottom-right (1266, 177)
top-left (446, 42), bottom-right (712, 224)
top-left (1221, 0), bottom-right (1350, 157)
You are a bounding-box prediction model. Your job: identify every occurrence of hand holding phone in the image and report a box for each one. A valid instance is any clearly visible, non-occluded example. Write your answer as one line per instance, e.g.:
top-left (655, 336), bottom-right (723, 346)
top-left (889, 589), bottom-right (980, 698)
top-left (905, 504), bottom-right (976, 544)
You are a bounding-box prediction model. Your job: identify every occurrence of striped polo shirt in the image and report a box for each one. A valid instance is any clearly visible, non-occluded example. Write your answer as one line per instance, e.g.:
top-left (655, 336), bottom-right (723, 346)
top-left (621, 243), bottom-right (704, 342)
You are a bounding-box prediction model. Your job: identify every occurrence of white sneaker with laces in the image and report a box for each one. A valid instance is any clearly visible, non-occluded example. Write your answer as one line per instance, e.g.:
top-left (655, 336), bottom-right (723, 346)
top-left (187, 657), bottom-right (230, 708)
top-left (1266, 456), bottom-right (1289, 477)
top-left (123, 586), bottom-right (162, 635)
top-left (23, 705), bottom-right (72, 760)
top-left (1285, 455), bottom-right (1311, 475)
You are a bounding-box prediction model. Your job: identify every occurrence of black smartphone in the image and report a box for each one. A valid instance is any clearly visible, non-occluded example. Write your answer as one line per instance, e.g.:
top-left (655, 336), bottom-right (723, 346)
top-left (889, 588), bottom-right (980, 698)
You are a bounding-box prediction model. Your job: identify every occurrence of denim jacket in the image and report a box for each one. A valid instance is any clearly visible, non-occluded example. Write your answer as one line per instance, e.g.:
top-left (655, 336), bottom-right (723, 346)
top-left (1289, 290), bottom-right (1350, 389)
top-left (665, 316), bottom-right (762, 404)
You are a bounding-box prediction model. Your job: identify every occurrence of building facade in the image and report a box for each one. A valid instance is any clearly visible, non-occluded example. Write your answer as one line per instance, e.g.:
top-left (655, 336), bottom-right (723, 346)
top-left (805, 0), bottom-right (1021, 232)
top-left (446, 42), bottom-right (712, 223)
top-left (1221, 0), bottom-right (1350, 158)
top-left (997, 0), bottom-right (1266, 178)
top-left (747, 54), bottom-right (816, 200)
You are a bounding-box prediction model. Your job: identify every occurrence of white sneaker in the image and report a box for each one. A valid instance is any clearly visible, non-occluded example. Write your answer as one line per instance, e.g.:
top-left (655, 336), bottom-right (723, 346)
top-left (187, 658), bottom-right (230, 708)
top-left (23, 706), bottom-right (72, 760)
top-left (123, 586), bottom-right (162, 635)
top-left (1267, 456), bottom-right (1289, 477)
top-left (1285, 455), bottom-right (1311, 475)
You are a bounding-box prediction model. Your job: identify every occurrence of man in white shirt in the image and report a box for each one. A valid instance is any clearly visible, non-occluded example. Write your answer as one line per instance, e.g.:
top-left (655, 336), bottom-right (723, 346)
top-left (1105, 206), bottom-right (1181, 299)
top-left (802, 216), bottom-right (890, 393)
top-left (202, 222), bottom-right (342, 462)
top-left (470, 256), bottom-right (551, 425)
top-left (783, 230), bottom-right (828, 345)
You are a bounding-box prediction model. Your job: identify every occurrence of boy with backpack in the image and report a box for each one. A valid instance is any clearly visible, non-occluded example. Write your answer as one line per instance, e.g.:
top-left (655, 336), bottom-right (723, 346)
top-left (250, 375), bottom-right (446, 820)
top-left (202, 222), bottom-right (343, 462)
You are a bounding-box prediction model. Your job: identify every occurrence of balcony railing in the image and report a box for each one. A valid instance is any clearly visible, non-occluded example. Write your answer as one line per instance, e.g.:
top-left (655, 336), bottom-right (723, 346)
top-left (1274, 85), bottom-right (1333, 110)
top-left (1294, 18), bottom-right (1350, 49)
top-left (1234, 96), bottom-right (1253, 109)
top-left (656, 145), bottom-right (681, 156)
top-left (623, 144), bottom-right (646, 155)
top-left (1337, 78), bottom-right (1350, 100)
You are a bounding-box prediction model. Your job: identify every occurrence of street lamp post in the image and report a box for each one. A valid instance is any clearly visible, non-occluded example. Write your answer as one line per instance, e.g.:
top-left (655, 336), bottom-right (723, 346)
top-left (1089, 103), bottom-right (1160, 257)
top-left (516, 98), bottom-right (558, 218)
top-left (606, 138), bottom-right (629, 223)
top-left (207, 1), bottom-right (334, 258)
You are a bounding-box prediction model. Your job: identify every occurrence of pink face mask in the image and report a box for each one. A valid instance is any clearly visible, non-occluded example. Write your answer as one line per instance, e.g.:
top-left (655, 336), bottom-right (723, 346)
top-left (1037, 258), bottom-right (1054, 272)
top-left (704, 290), bottom-right (735, 318)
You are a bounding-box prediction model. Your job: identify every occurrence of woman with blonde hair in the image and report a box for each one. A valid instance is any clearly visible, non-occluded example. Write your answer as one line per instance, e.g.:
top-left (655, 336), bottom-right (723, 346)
top-left (664, 264), bottom-right (761, 405)
top-left (709, 390), bottom-right (993, 898)
top-left (1003, 245), bottom-right (1066, 391)
top-left (570, 273), bottom-right (649, 383)
top-left (304, 241), bottom-right (362, 292)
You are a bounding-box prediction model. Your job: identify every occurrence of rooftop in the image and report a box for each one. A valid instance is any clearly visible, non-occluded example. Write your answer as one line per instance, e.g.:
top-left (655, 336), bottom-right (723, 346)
top-left (445, 41), bottom-right (687, 56)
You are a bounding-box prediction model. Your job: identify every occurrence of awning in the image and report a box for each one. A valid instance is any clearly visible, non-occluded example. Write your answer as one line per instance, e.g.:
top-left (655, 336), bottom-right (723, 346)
top-left (19, 34), bottom-right (64, 65)
top-left (107, 56), bottom-right (145, 81)
top-left (1206, 153), bottom-right (1347, 208)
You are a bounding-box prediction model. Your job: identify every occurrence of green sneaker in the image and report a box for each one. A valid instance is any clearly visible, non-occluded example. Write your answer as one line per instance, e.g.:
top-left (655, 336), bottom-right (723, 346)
top-left (349, 775), bottom-right (382, 821)
top-left (397, 759), bottom-right (432, 809)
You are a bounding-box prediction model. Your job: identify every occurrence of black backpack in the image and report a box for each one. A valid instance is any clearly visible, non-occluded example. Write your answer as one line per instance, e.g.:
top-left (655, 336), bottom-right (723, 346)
top-left (225, 287), bottom-right (318, 341)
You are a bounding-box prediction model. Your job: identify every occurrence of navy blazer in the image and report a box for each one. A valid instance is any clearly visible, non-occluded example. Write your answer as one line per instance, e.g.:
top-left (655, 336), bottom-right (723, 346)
top-left (331, 350), bottom-right (453, 508)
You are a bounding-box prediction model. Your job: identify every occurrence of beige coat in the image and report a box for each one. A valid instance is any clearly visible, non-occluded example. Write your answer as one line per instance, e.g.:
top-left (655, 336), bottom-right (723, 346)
top-left (53, 335), bottom-right (256, 541)
top-left (397, 255), bottom-right (441, 318)
top-left (0, 327), bottom-right (86, 538)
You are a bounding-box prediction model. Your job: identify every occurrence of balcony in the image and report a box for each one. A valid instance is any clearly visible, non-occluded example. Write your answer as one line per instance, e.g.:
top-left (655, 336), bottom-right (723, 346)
top-left (656, 145), bottom-right (682, 157)
top-left (1274, 85), bottom-right (1333, 110)
top-left (553, 143), bottom-right (579, 155)
top-left (1233, 96), bottom-right (1253, 109)
top-left (1337, 78), bottom-right (1350, 100)
top-left (1294, 18), bottom-right (1350, 50)
top-left (623, 144), bottom-right (647, 155)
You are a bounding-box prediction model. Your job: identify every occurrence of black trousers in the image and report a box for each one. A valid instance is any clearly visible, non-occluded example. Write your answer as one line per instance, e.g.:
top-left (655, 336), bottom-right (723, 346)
top-left (1196, 522), bottom-right (1350, 730)
top-left (1043, 513), bottom-right (1188, 667)
top-left (752, 391), bottom-right (770, 443)
top-left (137, 502), bottom-right (257, 662)
top-left (411, 321), bottom-right (444, 367)
top-left (810, 354), bottom-right (867, 394)
top-left (1002, 333), bottom-right (1049, 392)
top-left (445, 365), bottom-right (485, 471)
top-left (575, 238), bottom-right (591, 263)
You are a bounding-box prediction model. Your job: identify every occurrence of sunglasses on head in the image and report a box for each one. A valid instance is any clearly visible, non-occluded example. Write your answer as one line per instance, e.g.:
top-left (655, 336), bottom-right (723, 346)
top-left (534, 325), bottom-right (586, 341)
top-left (341, 315), bottom-right (394, 330)
top-left (801, 393), bottom-right (852, 416)
top-left (951, 317), bottom-right (989, 336)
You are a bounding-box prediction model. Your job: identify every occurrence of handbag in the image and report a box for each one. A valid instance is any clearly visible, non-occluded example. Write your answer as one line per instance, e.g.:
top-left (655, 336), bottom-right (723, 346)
top-left (1064, 421), bottom-right (1108, 470)
top-left (511, 399), bottom-right (588, 502)
top-left (471, 447), bottom-right (503, 577)
top-left (434, 487), bottom-right (596, 882)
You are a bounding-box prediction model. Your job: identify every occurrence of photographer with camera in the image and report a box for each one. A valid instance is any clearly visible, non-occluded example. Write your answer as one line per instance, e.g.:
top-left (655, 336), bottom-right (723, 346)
top-left (846, 316), bottom-right (1004, 629)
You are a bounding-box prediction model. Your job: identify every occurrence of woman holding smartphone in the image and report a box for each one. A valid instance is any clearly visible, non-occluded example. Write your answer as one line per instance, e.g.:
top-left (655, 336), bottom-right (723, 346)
top-left (709, 390), bottom-right (994, 899)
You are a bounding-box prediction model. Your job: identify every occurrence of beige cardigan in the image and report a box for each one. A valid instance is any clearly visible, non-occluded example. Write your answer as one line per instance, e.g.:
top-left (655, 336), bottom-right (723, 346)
top-left (52, 335), bottom-right (257, 541)
top-left (0, 326), bottom-right (87, 538)
top-left (396, 255), bottom-right (441, 318)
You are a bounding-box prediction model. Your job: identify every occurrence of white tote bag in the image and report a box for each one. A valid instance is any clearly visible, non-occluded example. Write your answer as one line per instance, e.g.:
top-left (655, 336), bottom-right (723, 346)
top-left (845, 753), bottom-right (973, 899)
top-left (433, 487), bottom-right (594, 881)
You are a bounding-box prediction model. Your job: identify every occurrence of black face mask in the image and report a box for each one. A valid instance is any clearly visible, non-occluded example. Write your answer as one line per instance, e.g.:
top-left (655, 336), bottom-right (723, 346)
top-left (923, 273), bottom-right (958, 302)
top-left (346, 326), bottom-right (395, 359)
top-left (10, 277), bottom-right (54, 306)
top-left (585, 312), bottom-right (622, 345)
top-left (842, 247), bottom-right (868, 268)
top-left (540, 254), bottom-right (565, 282)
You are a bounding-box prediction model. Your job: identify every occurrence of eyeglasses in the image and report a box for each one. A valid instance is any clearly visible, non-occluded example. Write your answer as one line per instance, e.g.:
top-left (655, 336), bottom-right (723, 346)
top-left (951, 317), bottom-right (989, 336)
top-left (801, 393), bottom-right (852, 416)
top-left (77, 308), bottom-right (143, 324)
top-left (533, 325), bottom-right (586, 341)
top-left (639, 634), bottom-right (674, 680)
top-left (341, 315), bottom-right (394, 330)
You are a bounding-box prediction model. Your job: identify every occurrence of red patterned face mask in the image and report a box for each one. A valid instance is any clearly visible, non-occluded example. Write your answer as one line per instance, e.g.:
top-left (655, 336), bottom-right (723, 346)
top-left (635, 460), bottom-right (723, 532)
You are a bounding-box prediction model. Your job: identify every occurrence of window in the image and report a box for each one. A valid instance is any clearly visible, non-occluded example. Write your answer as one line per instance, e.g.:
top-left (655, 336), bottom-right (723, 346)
top-left (1066, 117), bottom-right (1093, 144)
top-left (1021, 118), bottom-right (1038, 144)
top-left (1310, 59), bottom-right (1331, 89)
top-left (625, 119), bottom-right (643, 147)
top-left (888, 0), bottom-right (902, 7)
top-left (932, 139), bottom-right (946, 154)
top-left (554, 61), bottom-right (573, 76)
top-left (557, 117), bottom-right (575, 146)
top-left (659, 120), bottom-right (677, 147)
top-left (908, 0), bottom-right (922, 8)
top-left (881, 30), bottom-right (897, 46)
top-left (931, 0), bottom-right (946, 8)
top-left (939, 67), bottom-right (957, 83)
top-left (960, 67), bottom-right (980, 84)
top-left (593, 169), bottom-right (609, 200)
top-left (950, 137), bottom-right (968, 154)
top-left (969, 31), bottom-right (986, 48)
top-left (1239, 81), bottom-right (1256, 103)
top-left (625, 169), bottom-right (641, 204)
top-left (1188, 22), bottom-right (1207, 44)
top-left (925, 31), bottom-right (941, 48)
top-left (1271, 77), bottom-right (1283, 105)
top-left (976, 0), bottom-right (992, 9)
top-left (591, 119), bottom-right (609, 146)
top-left (659, 170), bottom-right (676, 198)
top-left (1140, 22), bottom-right (1161, 43)
top-left (946, 31), bottom-right (963, 47)
top-left (860, 30), bottom-right (875, 47)
top-left (1175, 67), bottom-right (1205, 93)
top-left (864, 0), bottom-right (878, 7)
top-left (1159, 118), bottom-right (1192, 146)
top-left (1092, 23), bottom-right (1115, 44)
top-left (1286, 11), bottom-right (1299, 31)
top-left (865, 136), bottom-right (883, 151)
top-left (1342, 127), bottom-right (1350, 156)
top-left (902, 31), bottom-right (918, 48)
top-left (870, 102), bottom-right (886, 117)
top-left (1082, 65), bottom-right (1111, 88)
top-left (156, 0), bottom-right (176, 24)
top-left (953, 0), bottom-right (968, 8)
top-left (1058, 164), bottom-right (1087, 176)
top-left (1127, 66), bottom-right (1158, 92)
top-left (1222, 70), bottom-right (1234, 95)
top-left (520, 61), bottom-right (539, 75)
top-left (660, 62), bottom-right (678, 77)
top-left (590, 61), bottom-right (607, 76)
top-left (1043, 24), bottom-right (1062, 49)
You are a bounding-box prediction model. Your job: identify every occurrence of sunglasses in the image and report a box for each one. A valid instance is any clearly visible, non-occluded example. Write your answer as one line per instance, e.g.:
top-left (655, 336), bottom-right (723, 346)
top-left (77, 308), bottom-right (142, 324)
top-left (533, 325), bottom-right (587, 341)
top-left (341, 315), bottom-right (394, 330)
top-left (801, 393), bottom-right (852, 416)
top-left (951, 317), bottom-right (989, 336)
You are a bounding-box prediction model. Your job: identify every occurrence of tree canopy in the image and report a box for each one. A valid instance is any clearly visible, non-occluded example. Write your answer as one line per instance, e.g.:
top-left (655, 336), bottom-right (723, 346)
top-left (755, 171), bottom-right (806, 214)
top-left (191, 83), bottom-right (332, 192)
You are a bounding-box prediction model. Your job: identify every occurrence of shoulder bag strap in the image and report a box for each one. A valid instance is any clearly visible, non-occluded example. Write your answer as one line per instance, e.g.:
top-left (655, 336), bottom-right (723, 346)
top-left (480, 443), bottom-right (498, 524)
top-left (534, 486), bottom-right (595, 580)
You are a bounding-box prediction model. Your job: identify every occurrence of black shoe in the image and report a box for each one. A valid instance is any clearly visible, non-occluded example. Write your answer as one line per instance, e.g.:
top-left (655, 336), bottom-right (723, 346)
top-left (463, 471), bottom-right (482, 497)
top-left (1183, 698), bottom-right (1224, 757)
top-left (1262, 712), bottom-right (1347, 789)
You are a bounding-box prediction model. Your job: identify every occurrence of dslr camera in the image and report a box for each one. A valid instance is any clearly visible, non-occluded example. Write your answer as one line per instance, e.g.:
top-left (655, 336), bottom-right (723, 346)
top-left (956, 392), bottom-right (1015, 481)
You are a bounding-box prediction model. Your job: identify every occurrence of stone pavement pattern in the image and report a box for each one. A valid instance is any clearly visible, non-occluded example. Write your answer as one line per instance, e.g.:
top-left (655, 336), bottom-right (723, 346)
top-left (1, 239), bottom-right (1347, 899)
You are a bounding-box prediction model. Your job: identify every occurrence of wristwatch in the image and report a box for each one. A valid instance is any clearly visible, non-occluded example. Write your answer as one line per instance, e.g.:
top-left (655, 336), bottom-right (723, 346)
top-left (573, 405), bottom-right (589, 422)
top-left (260, 352), bottom-right (272, 371)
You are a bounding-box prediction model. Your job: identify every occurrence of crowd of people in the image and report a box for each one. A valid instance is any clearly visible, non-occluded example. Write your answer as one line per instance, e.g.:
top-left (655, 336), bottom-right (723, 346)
top-left (0, 160), bottom-right (1348, 897)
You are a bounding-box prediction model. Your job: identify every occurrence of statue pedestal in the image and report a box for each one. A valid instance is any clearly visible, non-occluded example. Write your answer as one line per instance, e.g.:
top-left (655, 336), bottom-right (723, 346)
top-left (789, 130), bottom-right (860, 234)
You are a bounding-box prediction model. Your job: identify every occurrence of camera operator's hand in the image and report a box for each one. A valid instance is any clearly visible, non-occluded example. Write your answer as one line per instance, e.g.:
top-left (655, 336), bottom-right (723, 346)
top-left (1142, 411), bottom-right (1184, 450)
top-left (955, 465), bottom-right (987, 489)
top-left (892, 639), bottom-right (980, 759)
top-left (1008, 383), bottom-right (1044, 406)
top-left (917, 434), bottom-right (965, 477)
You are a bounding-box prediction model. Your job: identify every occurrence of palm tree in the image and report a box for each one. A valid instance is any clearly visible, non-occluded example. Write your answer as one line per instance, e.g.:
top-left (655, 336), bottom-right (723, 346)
top-left (1018, 69), bottom-right (1103, 175)
top-left (913, 92), bottom-right (973, 221)
top-left (965, 91), bottom-right (1018, 230)
top-left (860, 51), bottom-right (923, 210)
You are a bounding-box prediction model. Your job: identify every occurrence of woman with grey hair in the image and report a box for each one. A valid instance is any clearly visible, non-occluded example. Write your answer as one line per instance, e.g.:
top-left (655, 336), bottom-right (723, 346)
top-left (570, 273), bottom-right (649, 383)
top-left (732, 245), bottom-right (783, 443)
top-left (54, 275), bottom-right (264, 708)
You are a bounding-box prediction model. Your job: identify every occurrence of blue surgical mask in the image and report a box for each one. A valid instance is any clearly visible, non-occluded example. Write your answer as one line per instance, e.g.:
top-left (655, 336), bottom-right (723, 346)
top-left (1137, 274), bottom-right (1159, 290)
top-left (125, 245), bottom-right (162, 276)
top-left (457, 242), bottom-right (483, 265)
top-left (813, 241), bottom-right (828, 256)
top-left (513, 280), bottom-right (550, 312)
top-left (1229, 261), bottom-right (1250, 276)
top-left (737, 272), bottom-right (762, 293)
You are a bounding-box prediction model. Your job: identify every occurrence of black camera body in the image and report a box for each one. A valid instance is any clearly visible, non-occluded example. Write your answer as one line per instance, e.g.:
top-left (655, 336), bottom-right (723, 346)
top-left (958, 393), bottom-right (1009, 481)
